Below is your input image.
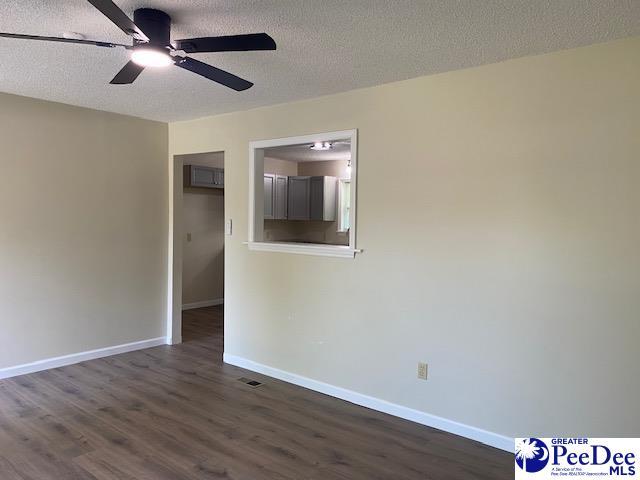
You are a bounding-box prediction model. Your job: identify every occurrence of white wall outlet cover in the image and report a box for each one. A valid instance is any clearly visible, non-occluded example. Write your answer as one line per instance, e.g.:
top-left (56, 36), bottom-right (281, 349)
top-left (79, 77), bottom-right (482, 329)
top-left (225, 219), bottom-right (232, 235)
top-left (418, 362), bottom-right (428, 380)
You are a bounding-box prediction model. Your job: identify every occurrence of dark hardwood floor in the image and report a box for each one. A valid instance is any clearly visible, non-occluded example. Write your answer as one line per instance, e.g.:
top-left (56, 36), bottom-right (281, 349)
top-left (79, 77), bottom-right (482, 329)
top-left (0, 306), bottom-right (511, 479)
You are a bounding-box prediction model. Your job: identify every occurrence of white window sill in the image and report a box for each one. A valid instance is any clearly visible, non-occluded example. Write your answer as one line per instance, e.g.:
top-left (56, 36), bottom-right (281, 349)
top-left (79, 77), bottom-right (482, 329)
top-left (247, 241), bottom-right (361, 258)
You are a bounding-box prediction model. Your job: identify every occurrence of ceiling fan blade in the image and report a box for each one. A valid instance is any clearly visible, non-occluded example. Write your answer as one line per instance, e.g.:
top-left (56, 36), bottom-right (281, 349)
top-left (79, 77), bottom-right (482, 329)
top-left (86, 0), bottom-right (149, 42)
top-left (175, 57), bottom-right (253, 91)
top-left (110, 61), bottom-right (145, 84)
top-left (0, 32), bottom-right (129, 48)
top-left (174, 33), bottom-right (276, 54)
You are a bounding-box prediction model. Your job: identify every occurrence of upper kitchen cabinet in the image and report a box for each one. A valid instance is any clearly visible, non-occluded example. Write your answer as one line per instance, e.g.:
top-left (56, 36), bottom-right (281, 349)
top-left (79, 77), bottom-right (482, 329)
top-left (264, 174), bottom-right (275, 219)
top-left (184, 165), bottom-right (224, 189)
top-left (264, 174), bottom-right (288, 220)
top-left (310, 176), bottom-right (337, 221)
top-left (287, 176), bottom-right (337, 221)
top-left (274, 175), bottom-right (288, 219)
top-left (287, 176), bottom-right (310, 220)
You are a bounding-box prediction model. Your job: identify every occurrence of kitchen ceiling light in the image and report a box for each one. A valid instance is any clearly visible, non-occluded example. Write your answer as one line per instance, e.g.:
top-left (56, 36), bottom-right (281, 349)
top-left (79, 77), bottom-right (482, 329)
top-left (310, 141), bottom-right (332, 151)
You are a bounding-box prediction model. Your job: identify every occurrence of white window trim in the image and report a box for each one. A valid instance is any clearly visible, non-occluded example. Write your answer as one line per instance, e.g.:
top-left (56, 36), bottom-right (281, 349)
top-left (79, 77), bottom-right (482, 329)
top-left (336, 177), bottom-right (351, 233)
top-left (248, 129), bottom-right (360, 258)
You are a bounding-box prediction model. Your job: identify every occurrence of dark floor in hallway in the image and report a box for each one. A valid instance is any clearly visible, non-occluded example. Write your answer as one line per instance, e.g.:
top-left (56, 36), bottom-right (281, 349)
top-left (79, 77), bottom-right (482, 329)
top-left (0, 306), bottom-right (511, 479)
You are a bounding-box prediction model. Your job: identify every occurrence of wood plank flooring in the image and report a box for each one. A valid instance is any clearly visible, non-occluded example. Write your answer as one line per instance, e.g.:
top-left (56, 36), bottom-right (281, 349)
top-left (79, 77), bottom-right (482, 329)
top-left (0, 306), bottom-right (512, 479)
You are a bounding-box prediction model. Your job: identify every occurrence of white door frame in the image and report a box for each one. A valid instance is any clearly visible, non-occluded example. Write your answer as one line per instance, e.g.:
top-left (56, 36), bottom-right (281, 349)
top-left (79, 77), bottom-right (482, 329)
top-left (167, 153), bottom-right (184, 344)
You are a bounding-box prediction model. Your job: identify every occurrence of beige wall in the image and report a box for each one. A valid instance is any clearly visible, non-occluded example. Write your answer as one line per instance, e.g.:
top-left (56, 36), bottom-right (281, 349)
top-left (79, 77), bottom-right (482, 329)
top-left (298, 160), bottom-right (349, 178)
top-left (264, 157), bottom-right (298, 176)
top-left (180, 151), bottom-right (224, 169)
top-left (0, 93), bottom-right (168, 369)
top-left (171, 36), bottom-right (639, 439)
top-left (182, 188), bottom-right (225, 304)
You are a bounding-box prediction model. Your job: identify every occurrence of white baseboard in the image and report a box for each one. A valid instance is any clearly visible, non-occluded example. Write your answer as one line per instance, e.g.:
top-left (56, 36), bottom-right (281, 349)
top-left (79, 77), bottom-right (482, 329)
top-left (182, 298), bottom-right (224, 310)
top-left (223, 353), bottom-right (513, 452)
top-left (0, 337), bottom-right (167, 380)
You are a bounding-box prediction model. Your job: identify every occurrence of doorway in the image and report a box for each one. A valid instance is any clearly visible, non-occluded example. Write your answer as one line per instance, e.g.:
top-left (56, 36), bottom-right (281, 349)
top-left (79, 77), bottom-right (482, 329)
top-left (169, 151), bottom-right (225, 344)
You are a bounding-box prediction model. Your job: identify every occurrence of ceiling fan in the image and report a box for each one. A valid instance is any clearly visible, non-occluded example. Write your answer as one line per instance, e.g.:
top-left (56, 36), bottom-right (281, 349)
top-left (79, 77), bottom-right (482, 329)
top-left (0, 0), bottom-right (276, 91)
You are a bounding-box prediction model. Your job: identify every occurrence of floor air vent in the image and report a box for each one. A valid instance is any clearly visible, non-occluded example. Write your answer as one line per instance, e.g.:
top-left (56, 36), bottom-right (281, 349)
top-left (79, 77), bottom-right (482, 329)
top-left (238, 377), bottom-right (263, 388)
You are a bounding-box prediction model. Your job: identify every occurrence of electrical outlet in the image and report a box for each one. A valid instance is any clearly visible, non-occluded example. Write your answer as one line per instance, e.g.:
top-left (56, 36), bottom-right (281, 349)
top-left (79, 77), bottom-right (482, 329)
top-left (186, 232), bottom-right (192, 242)
top-left (417, 362), bottom-right (428, 380)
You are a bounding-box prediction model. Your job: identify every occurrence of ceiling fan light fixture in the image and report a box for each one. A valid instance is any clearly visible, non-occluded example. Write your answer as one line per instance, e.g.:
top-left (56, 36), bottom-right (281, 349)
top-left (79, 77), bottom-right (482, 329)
top-left (310, 141), bottom-right (332, 151)
top-left (0, 3), bottom-right (275, 89)
top-left (131, 46), bottom-right (172, 68)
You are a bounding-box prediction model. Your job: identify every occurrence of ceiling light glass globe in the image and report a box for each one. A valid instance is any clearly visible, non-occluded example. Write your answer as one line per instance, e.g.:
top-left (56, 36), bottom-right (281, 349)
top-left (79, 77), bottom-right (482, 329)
top-left (131, 47), bottom-right (172, 68)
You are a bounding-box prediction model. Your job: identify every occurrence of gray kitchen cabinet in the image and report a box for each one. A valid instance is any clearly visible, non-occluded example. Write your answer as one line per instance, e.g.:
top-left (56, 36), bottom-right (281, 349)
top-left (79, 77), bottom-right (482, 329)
top-left (265, 174), bottom-right (289, 219)
top-left (287, 175), bottom-right (336, 221)
top-left (310, 176), bottom-right (337, 221)
top-left (287, 176), bottom-right (311, 220)
top-left (184, 165), bottom-right (224, 189)
top-left (274, 175), bottom-right (288, 220)
top-left (264, 174), bottom-right (275, 219)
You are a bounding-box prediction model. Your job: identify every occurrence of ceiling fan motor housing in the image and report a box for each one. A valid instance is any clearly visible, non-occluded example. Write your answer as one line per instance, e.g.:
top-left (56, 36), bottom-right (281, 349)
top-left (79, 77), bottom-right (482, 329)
top-left (133, 8), bottom-right (171, 46)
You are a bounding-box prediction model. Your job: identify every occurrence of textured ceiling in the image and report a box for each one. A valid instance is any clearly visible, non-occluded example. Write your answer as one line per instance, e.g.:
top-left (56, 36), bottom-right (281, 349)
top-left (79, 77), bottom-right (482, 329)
top-left (1, 1), bottom-right (639, 122)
